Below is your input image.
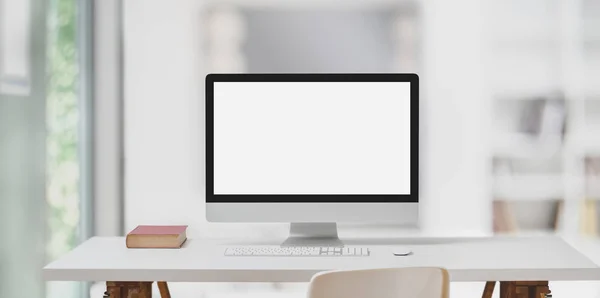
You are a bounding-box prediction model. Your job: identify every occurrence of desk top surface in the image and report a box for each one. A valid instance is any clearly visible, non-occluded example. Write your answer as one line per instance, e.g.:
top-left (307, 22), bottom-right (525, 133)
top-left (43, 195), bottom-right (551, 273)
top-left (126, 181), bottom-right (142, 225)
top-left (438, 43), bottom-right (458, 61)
top-left (43, 236), bottom-right (600, 282)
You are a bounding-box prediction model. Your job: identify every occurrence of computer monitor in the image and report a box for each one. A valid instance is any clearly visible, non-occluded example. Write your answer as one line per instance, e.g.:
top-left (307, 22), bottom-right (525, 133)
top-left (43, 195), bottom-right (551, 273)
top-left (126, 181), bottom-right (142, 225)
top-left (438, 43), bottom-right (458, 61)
top-left (206, 74), bottom-right (418, 246)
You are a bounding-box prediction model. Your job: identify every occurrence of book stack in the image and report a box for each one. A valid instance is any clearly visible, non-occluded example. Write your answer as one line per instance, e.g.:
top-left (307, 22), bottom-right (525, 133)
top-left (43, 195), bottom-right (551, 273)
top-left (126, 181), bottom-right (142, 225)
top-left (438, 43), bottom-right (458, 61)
top-left (126, 225), bottom-right (188, 248)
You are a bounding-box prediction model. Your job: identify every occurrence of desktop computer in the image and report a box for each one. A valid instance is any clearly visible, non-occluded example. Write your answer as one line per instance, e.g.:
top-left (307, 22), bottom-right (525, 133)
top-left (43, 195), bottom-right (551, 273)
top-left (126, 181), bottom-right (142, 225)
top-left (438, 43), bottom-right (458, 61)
top-left (206, 73), bottom-right (419, 252)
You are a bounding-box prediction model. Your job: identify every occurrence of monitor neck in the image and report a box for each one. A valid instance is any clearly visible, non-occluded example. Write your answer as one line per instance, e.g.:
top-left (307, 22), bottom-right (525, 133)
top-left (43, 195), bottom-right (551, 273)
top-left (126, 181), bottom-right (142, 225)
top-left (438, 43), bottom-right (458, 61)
top-left (281, 223), bottom-right (344, 247)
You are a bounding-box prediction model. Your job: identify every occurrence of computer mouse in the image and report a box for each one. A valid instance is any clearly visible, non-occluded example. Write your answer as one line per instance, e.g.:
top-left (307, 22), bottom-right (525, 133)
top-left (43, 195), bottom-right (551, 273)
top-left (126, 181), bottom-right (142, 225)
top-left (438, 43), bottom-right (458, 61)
top-left (392, 247), bottom-right (413, 256)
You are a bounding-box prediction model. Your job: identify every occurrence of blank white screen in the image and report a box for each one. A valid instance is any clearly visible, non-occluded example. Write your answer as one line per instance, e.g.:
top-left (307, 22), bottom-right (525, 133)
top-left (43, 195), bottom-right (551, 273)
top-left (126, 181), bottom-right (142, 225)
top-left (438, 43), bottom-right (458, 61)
top-left (213, 82), bottom-right (411, 194)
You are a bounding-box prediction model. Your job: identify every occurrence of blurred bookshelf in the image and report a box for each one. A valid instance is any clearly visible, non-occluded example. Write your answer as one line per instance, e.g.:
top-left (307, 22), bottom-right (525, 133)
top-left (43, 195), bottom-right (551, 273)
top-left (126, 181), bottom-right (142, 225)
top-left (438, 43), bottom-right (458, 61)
top-left (489, 0), bottom-right (600, 238)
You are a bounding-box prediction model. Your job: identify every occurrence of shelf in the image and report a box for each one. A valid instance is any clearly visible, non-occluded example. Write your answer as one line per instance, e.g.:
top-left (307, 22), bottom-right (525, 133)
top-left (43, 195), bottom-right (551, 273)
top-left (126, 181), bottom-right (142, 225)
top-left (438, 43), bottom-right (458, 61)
top-left (494, 230), bottom-right (558, 237)
top-left (486, 0), bottom-right (600, 241)
top-left (493, 174), bottom-right (563, 201)
top-left (493, 89), bottom-right (564, 101)
top-left (492, 91), bottom-right (600, 101)
top-left (493, 133), bottom-right (563, 159)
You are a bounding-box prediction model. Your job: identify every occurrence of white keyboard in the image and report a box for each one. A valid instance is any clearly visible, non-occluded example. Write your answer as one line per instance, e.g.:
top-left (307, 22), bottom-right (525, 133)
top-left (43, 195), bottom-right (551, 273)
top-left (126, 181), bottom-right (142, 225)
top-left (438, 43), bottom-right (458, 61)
top-left (224, 246), bottom-right (370, 257)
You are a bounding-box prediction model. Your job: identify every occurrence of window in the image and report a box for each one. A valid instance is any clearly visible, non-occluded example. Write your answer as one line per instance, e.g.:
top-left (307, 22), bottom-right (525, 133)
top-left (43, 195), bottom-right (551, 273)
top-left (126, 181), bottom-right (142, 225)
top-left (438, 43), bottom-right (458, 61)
top-left (46, 0), bottom-right (91, 296)
top-left (46, 0), bottom-right (79, 261)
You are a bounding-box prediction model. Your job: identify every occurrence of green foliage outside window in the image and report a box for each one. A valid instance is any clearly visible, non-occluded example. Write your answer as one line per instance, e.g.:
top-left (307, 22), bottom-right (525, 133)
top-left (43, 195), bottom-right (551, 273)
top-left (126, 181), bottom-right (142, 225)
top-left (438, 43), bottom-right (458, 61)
top-left (46, 0), bottom-right (79, 261)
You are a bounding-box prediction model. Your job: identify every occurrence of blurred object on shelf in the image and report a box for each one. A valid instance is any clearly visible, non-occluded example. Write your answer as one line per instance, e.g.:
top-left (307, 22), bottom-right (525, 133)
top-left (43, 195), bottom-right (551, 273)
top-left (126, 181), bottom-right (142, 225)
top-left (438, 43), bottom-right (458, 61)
top-left (554, 201), bottom-right (563, 230)
top-left (514, 200), bottom-right (561, 230)
top-left (580, 200), bottom-right (598, 236)
top-left (519, 92), bottom-right (567, 140)
top-left (392, 13), bottom-right (418, 72)
top-left (493, 157), bottom-right (562, 174)
top-left (204, 6), bottom-right (247, 73)
top-left (493, 201), bottom-right (518, 233)
top-left (585, 156), bottom-right (600, 175)
top-left (585, 156), bottom-right (600, 198)
top-left (493, 200), bottom-right (562, 234)
top-left (539, 95), bottom-right (567, 137)
top-left (520, 97), bottom-right (546, 135)
top-left (494, 94), bottom-right (565, 160)
top-left (493, 158), bottom-right (513, 175)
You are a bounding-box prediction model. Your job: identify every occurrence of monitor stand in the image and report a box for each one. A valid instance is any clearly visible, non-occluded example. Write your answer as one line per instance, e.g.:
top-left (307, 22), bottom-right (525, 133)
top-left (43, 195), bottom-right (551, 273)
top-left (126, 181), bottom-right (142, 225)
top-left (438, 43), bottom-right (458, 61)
top-left (280, 223), bottom-right (344, 247)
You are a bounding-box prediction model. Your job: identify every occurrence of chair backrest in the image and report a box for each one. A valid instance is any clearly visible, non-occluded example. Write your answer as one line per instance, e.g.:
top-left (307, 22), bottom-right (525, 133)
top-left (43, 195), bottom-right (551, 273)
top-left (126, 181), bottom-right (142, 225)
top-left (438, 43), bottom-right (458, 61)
top-left (307, 267), bottom-right (449, 298)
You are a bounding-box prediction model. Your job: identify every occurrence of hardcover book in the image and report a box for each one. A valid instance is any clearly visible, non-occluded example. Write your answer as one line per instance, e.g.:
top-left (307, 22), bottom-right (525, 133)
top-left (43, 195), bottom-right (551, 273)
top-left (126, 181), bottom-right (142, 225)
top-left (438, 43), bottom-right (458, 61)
top-left (126, 225), bottom-right (187, 248)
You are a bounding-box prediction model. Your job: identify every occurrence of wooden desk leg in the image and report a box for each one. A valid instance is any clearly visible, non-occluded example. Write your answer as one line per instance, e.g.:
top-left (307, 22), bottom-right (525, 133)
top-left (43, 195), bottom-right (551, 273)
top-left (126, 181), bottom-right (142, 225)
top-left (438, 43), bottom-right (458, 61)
top-left (105, 281), bottom-right (152, 298)
top-left (482, 281), bottom-right (496, 298)
top-left (157, 281), bottom-right (171, 298)
top-left (499, 281), bottom-right (550, 298)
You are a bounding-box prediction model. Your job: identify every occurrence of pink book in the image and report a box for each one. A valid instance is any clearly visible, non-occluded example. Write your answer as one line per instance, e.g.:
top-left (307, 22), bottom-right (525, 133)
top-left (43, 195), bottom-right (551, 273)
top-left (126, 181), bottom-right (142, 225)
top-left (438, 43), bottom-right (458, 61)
top-left (126, 225), bottom-right (187, 248)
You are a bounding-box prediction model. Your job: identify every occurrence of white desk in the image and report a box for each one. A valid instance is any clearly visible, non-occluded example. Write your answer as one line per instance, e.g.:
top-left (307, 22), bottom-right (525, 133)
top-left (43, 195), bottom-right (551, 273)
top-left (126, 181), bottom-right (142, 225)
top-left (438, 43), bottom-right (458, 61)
top-left (44, 236), bottom-right (600, 298)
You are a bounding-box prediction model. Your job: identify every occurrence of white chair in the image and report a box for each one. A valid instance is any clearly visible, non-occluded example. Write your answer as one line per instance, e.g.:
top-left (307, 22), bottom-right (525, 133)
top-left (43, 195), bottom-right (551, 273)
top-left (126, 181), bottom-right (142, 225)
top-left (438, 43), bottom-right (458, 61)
top-left (307, 267), bottom-right (450, 298)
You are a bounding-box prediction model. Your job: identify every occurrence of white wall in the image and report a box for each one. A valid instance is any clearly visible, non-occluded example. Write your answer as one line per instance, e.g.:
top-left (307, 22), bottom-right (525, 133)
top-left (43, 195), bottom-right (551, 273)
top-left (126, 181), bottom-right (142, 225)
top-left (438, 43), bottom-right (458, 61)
top-left (94, 0), bottom-right (123, 237)
top-left (419, 0), bottom-right (492, 235)
top-left (124, 0), bottom-right (492, 238)
top-left (124, 0), bottom-right (202, 232)
top-left (124, 0), bottom-right (287, 238)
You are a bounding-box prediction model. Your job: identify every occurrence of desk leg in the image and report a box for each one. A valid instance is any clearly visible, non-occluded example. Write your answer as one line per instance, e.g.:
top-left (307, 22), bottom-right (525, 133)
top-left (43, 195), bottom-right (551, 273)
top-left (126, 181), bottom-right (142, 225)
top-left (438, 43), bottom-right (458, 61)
top-left (482, 281), bottom-right (496, 298)
top-left (497, 281), bottom-right (550, 298)
top-left (105, 281), bottom-right (152, 298)
top-left (157, 281), bottom-right (171, 298)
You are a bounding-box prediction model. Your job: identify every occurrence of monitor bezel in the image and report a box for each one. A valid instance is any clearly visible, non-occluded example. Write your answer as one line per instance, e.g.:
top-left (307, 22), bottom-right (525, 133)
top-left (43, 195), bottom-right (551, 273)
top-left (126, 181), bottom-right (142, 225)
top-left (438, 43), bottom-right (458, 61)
top-left (206, 73), bottom-right (419, 203)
